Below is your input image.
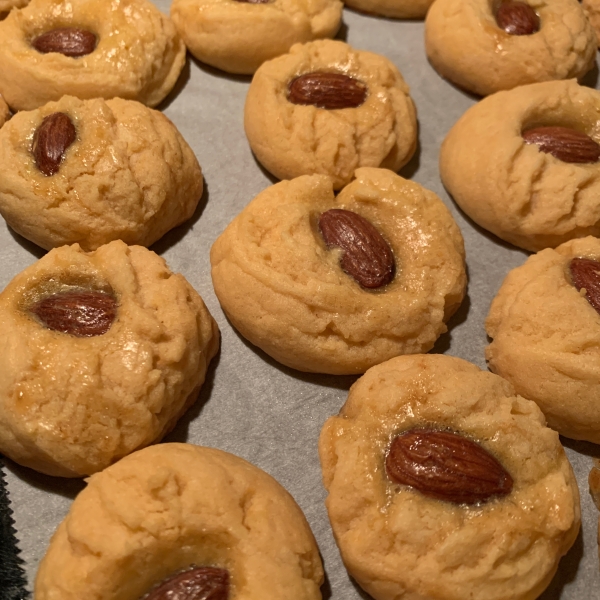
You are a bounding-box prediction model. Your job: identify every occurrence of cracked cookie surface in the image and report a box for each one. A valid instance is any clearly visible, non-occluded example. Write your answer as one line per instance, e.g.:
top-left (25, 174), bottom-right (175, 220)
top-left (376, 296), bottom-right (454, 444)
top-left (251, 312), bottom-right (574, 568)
top-left (210, 168), bottom-right (466, 374)
top-left (425, 0), bottom-right (596, 96)
top-left (486, 236), bottom-right (600, 443)
top-left (319, 354), bottom-right (581, 600)
top-left (0, 241), bottom-right (219, 477)
top-left (244, 39), bottom-right (417, 190)
top-left (0, 0), bottom-right (185, 110)
top-left (0, 95), bottom-right (202, 251)
top-left (440, 80), bottom-right (600, 252)
top-left (35, 443), bottom-right (324, 600)
top-left (171, 0), bottom-right (342, 74)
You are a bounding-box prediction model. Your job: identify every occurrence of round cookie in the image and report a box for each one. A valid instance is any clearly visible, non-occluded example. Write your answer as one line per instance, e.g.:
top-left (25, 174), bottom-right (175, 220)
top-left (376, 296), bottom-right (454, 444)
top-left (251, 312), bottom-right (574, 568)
top-left (210, 168), bottom-right (466, 375)
top-left (319, 354), bottom-right (581, 600)
top-left (35, 443), bottom-right (324, 600)
top-left (425, 0), bottom-right (596, 96)
top-left (171, 0), bottom-right (342, 75)
top-left (486, 236), bottom-right (600, 443)
top-left (244, 39), bottom-right (417, 190)
top-left (0, 95), bottom-right (202, 251)
top-left (0, 241), bottom-right (219, 477)
top-left (441, 80), bottom-right (600, 252)
top-left (0, 0), bottom-right (186, 111)
top-left (583, 0), bottom-right (600, 47)
top-left (343, 0), bottom-right (433, 19)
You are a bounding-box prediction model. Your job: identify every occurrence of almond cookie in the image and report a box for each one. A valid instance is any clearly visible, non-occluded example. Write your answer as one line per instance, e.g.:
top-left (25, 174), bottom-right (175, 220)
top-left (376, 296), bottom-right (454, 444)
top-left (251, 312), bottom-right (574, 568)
top-left (244, 39), bottom-right (417, 190)
top-left (0, 95), bottom-right (202, 251)
top-left (425, 0), bottom-right (596, 96)
top-left (583, 0), bottom-right (600, 47)
top-left (210, 168), bottom-right (466, 374)
top-left (171, 0), bottom-right (342, 75)
top-left (0, 0), bottom-right (186, 111)
top-left (344, 0), bottom-right (432, 19)
top-left (0, 241), bottom-right (219, 477)
top-left (35, 443), bottom-right (324, 600)
top-left (441, 80), bottom-right (600, 252)
top-left (486, 236), bottom-right (600, 443)
top-left (319, 354), bottom-right (581, 600)
top-left (0, 0), bottom-right (29, 14)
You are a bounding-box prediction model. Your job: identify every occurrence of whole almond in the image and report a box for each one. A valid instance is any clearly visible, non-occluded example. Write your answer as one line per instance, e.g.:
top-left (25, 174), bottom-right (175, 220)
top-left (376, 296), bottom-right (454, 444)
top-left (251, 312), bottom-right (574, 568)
top-left (569, 257), bottom-right (600, 315)
top-left (288, 72), bottom-right (367, 110)
top-left (32, 28), bottom-right (97, 57)
top-left (29, 290), bottom-right (117, 337)
top-left (32, 112), bottom-right (76, 176)
top-left (522, 126), bottom-right (600, 164)
top-left (319, 208), bottom-right (395, 288)
top-left (386, 429), bottom-right (513, 505)
top-left (495, 1), bottom-right (540, 35)
top-left (142, 566), bottom-right (229, 600)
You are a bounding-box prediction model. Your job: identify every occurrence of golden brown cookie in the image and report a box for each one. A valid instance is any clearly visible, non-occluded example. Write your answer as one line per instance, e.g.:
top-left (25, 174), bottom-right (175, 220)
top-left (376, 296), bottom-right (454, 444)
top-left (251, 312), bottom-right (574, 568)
top-left (244, 39), bottom-right (417, 190)
top-left (583, 0), bottom-right (600, 47)
top-left (486, 236), bottom-right (600, 443)
top-left (344, 0), bottom-right (432, 18)
top-left (0, 95), bottom-right (202, 251)
top-left (35, 443), bottom-right (324, 600)
top-left (441, 80), bottom-right (600, 252)
top-left (0, 0), bottom-right (28, 15)
top-left (319, 354), bottom-right (581, 600)
top-left (210, 168), bottom-right (466, 374)
top-left (0, 0), bottom-right (186, 111)
top-left (425, 0), bottom-right (596, 96)
top-left (0, 241), bottom-right (219, 477)
top-left (171, 0), bottom-right (342, 74)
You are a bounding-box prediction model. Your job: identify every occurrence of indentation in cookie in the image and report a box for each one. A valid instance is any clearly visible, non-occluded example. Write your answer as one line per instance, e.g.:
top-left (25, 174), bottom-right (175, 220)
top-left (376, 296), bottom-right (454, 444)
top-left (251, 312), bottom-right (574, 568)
top-left (28, 288), bottom-right (117, 337)
top-left (495, 1), bottom-right (540, 35)
top-left (31, 27), bottom-right (97, 57)
top-left (569, 257), bottom-right (600, 315)
top-left (522, 126), bottom-right (600, 163)
top-left (385, 428), bottom-right (514, 505)
top-left (287, 72), bottom-right (367, 109)
top-left (318, 208), bottom-right (395, 289)
top-left (31, 112), bottom-right (76, 176)
top-left (141, 566), bottom-right (230, 600)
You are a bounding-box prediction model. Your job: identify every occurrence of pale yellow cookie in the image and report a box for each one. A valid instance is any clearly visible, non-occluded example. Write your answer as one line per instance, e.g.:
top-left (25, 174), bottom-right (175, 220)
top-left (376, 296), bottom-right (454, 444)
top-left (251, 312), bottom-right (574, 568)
top-left (344, 0), bottom-right (433, 19)
top-left (319, 354), bottom-right (581, 600)
top-left (0, 0), bottom-right (186, 111)
top-left (425, 0), bottom-right (596, 96)
top-left (0, 95), bottom-right (202, 251)
top-left (35, 443), bottom-right (324, 600)
top-left (0, 241), bottom-right (219, 477)
top-left (244, 39), bottom-right (417, 190)
top-left (441, 80), bottom-right (600, 252)
top-left (210, 168), bottom-right (466, 375)
top-left (171, 0), bottom-right (342, 74)
top-left (486, 236), bottom-right (600, 443)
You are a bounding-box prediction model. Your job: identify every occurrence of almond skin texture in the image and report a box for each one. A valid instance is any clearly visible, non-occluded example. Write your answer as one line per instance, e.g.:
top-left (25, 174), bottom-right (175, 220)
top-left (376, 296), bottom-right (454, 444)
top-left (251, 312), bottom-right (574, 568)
top-left (288, 72), bottom-right (367, 109)
top-left (29, 290), bottom-right (117, 337)
top-left (386, 428), bottom-right (514, 505)
top-left (522, 126), bottom-right (600, 164)
top-left (569, 257), bottom-right (600, 315)
top-left (31, 112), bottom-right (76, 176)
top-left (32, 28), bottom-right (97, 57)
top-left (495, 1), bottom-right (540, 35)
top-left (143, 566), bottom-right (229, 600)
top-left (319, 208), bottom-right (395, 288)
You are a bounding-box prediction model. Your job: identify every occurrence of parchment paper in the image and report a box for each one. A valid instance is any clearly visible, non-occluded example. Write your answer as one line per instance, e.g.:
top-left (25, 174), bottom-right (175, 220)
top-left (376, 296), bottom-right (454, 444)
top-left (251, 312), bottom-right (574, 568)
top-left (2, 1), bottom-right (599, 597)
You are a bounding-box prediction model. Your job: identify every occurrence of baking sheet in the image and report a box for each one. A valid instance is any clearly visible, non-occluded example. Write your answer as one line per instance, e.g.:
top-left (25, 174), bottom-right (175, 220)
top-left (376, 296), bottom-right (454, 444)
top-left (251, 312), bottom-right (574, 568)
top-left (2, 1), bottom-right (600, 597)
